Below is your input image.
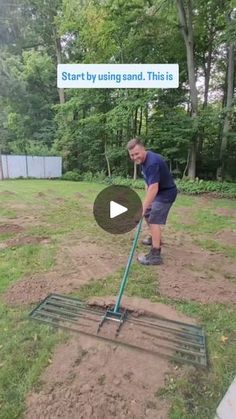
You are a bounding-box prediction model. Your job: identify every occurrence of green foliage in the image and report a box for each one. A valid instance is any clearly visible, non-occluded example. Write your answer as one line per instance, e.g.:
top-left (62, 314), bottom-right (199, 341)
top-left (83, 170), bottom-right (107, 182)
top-left (61, 171), bottom-right (236, 198)
top-left (176, 179), bottom-right (236, 197)
top-left (61, 171), bottom-right (82, 181)
top-left (105, 175), bottom-right (145, 189)
top-left (60, 172), bottom-right (236, 198)
top-left (107, 177), bottom-right (236, 198)
top-left (81, 171), bottom-right (94, 182)
top-left (0, 50), bottom-right (57, 154)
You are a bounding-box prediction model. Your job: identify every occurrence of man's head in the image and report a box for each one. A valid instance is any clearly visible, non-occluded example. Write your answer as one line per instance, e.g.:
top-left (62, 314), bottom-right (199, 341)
top-left (127, 137), bottom-right (147, 164)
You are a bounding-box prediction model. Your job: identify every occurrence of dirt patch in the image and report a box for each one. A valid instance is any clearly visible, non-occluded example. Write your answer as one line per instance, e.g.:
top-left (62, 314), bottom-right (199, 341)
top-left (0, 224), bottom-right (24, 234)
top-left (46, 189), bottom-right (57, 194)
top-left (36, 192), bottom-right (47, 198)
top-left (25, 297), bottom-right (193, 419)
top-left (3, 271), bottom-right (86, 306)
top-left (3, 240), bottom-right (126, 306)
top-left (196, 192), bottom-right (236, 201)
top-left (156, 233), bottom-right (236, 304)
top-left (6, 235), bottom-right (50, 248)
top-left (174, 207), bottom-right (195, 225)
top-left (74, 192), bottom-right (85, 199)
top-left (88, 295), bottom-right (194, 323)
top-left (215, 229), bottom-right (236, 246)
top-left (56, 238), bottom-right (126, 280)
top-left (53, 197), bottom-right (65, 203)
top-left (8, 203), bottom-right (29, 211)
top-left (0, 190), bottom-right (16, 196)
top-left (10, 215), bottom-right (43, 228)
top-left (0, 210), bottom-right (48, 228)
top-left (214, 207), bottom-right (236, 218)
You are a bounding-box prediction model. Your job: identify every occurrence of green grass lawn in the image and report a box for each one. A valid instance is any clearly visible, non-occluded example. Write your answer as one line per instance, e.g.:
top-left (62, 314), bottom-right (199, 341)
top-left (0, 180), bottom-right (236, 419)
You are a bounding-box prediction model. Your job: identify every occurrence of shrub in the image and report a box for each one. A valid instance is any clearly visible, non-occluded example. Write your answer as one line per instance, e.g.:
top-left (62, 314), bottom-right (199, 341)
top-left (61, 171), bottom-right (82, 181)
top-left (176, 179), bottom-right (236, 198)
top-left (61, 172), bottom-right (236, 198)
top-left (82, 171), bottom-right (94, 182)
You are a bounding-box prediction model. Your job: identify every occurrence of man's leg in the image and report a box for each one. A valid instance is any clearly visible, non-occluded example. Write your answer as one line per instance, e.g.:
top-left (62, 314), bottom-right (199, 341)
top-left (149, 224), bottom-right (161, 249)
top-left (142, 218), bottom-right (163, 247)
top-left (142, 216), bottom-right (152, 245)
top-left (138, 201), bottom-right (173, 265)
top-left (138, 223), bottom-right (163, 266)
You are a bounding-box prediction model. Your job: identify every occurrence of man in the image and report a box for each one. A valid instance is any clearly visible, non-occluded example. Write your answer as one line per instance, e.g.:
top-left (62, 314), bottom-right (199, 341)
top-left (127, 137), bottom-right (177, 265)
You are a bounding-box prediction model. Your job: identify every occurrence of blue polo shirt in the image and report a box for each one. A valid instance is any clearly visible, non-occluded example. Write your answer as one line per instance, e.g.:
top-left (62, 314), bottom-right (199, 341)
top-left (141, 151), bottom-right (177, 202)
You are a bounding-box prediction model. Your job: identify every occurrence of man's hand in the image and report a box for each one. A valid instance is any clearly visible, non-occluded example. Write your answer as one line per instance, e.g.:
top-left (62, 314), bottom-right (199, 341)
top-left (142, 204), bottom-right (150, 217)
top-left (143, 183), bottom-right (159, 215)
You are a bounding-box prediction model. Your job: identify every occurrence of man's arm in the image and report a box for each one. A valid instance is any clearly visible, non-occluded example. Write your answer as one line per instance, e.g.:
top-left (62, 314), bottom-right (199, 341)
top-left (142, 183), bottom-right (159, 215)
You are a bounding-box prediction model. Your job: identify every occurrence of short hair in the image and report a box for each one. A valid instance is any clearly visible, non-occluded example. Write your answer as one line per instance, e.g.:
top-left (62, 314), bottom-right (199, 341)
top-left (127, 137), bottom-right (144, 150)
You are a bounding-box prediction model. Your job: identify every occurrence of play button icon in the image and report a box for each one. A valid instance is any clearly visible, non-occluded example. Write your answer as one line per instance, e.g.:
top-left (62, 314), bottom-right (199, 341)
top-left (110, 201), bottom-right (128, 218)
top-left (93, 185), bottom-right (142, 234)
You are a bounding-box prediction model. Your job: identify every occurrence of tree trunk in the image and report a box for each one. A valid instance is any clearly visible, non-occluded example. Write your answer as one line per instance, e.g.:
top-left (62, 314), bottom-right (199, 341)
top-left (203, 46), bottom-right (212, 108)
top-left (145, 104), bottom-right (148, 136)
top-left (138, 106), bottom-right (143, 135)
top-left (197, 44), bottom-right (213, 171)
top-left (104, 140), bottom-right (111, 177)
top-left (176, 0), bottom-right (198, 179)
top-left (133, 162), bottom-right (137, 180)
top-left (133, 107), bottom-right (138, 136)
top-left (216, 36), bottom-right (235, 180)
top-left (55, 37), bottom-right (65, 104)
top-left (188, 140), bottom-right (197, 179)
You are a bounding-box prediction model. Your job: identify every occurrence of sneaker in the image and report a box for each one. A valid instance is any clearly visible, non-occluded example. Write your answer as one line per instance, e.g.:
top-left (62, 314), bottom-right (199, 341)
top-left (137, 248), bottom-right (163, 265)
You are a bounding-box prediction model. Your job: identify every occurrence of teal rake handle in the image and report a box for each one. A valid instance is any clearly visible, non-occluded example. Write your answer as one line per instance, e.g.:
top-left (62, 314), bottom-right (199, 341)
top-left (113, 218), bottom-right (143, 313)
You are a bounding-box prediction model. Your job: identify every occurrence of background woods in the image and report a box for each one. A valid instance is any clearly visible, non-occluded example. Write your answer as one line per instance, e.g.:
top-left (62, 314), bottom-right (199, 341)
top-left (0, 0), bottom-right (235, 180)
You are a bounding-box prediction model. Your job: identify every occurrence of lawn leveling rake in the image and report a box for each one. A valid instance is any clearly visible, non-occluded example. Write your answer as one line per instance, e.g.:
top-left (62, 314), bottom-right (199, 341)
top-left (29, 219), bottom-right (208, 367)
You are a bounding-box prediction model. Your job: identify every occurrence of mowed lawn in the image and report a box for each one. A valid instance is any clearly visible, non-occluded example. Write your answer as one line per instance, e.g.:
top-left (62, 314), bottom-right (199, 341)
top-left (0, 180), bottom-right (236, 419)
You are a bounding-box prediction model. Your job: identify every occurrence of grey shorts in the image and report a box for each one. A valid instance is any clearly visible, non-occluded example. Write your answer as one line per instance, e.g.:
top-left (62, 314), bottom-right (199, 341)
top-left (144, 201), bottom-right (174, 225)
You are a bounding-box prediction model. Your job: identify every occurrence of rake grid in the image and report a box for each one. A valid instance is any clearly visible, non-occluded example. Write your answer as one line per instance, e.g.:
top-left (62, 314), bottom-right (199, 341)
top-left (29, 293), bottom-right (208, 368)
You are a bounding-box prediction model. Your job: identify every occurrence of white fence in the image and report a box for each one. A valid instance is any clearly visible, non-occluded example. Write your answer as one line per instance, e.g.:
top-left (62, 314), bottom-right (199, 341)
top-left (0, 155), bottom-right (62, 179)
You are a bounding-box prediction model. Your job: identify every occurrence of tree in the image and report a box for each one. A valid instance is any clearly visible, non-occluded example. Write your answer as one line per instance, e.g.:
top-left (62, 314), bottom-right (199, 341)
top-left (176, 0), bottom-right (199, 179)
top-left (217, 8), bottom-right (236, 180)
top-left (0, 0), bottom-right (235, 180)
top-left (20, 0), bottom-right (65, 103)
